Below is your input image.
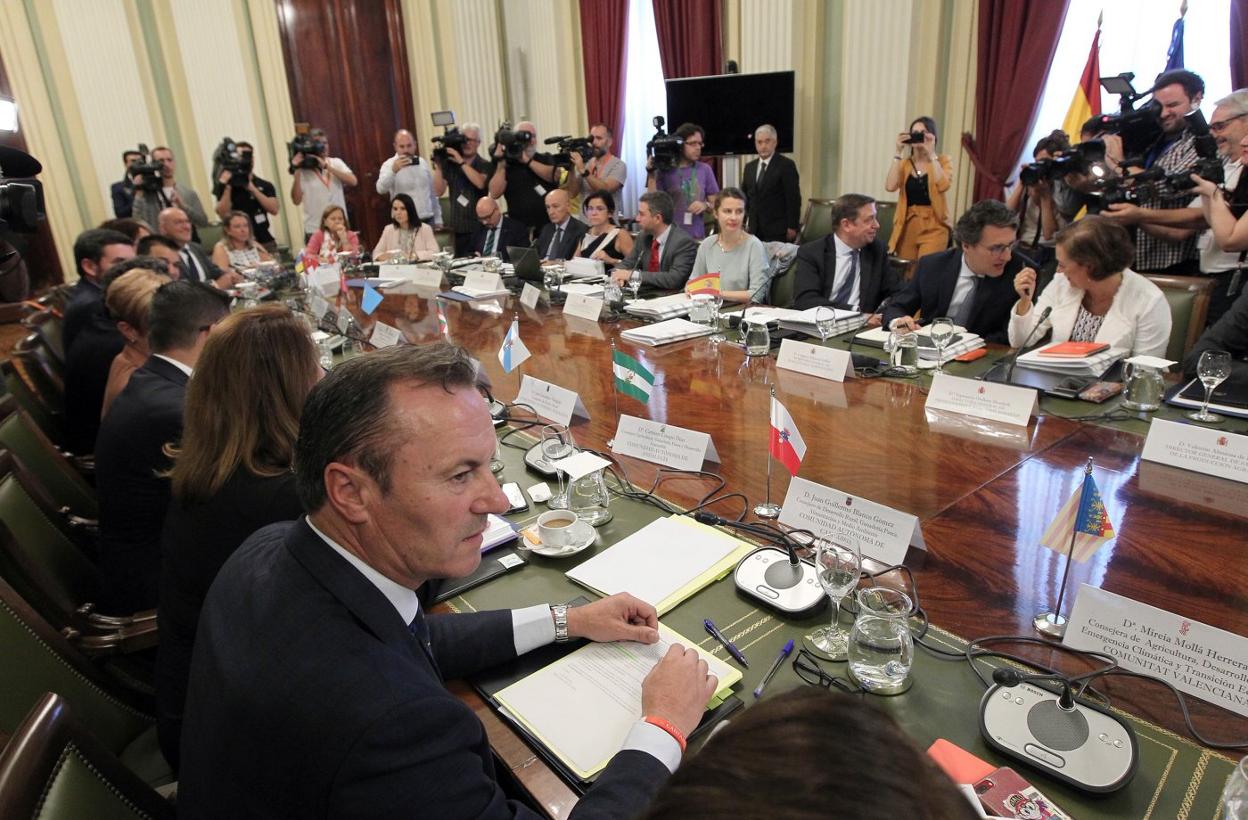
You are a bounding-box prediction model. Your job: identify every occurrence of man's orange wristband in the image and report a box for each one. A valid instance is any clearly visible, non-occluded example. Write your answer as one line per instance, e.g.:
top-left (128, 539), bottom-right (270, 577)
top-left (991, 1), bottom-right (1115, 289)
top-left (643, 715), bottom-right (687, 752)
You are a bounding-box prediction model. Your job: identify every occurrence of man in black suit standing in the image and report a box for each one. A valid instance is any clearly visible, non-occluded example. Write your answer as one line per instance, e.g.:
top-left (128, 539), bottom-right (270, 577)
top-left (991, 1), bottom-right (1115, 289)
top-left (472, 196), bottom-right (531, 261)
top-left (611, 191), bottom-right (698, 291)
top-left (111, 150), bottom-right (141, 218)
top-left (791, 193), bottom-right (900, 326)
top-left (156, 207), bottom-right (241, 288)
top-left (178, 343), bottom-right (718, 818)
top-left (95, 281), bottom-right (230, 612)
top-left (740, 124), bottom-right (801, 243)
top-left (534, 189), bottom-right (588, 260)
top-left (883, 200), bottom-right (1035, 345)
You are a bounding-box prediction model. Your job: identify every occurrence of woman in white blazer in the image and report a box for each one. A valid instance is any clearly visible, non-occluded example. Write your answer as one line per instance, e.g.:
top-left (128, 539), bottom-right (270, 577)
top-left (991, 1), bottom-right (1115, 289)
top-left (1009, 216), bottom-right (1172, 358)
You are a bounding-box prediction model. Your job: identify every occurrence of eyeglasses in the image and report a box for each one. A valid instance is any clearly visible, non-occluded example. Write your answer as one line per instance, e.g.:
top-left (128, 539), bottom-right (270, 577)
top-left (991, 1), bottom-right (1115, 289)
top-left (792, 649), bottom-right (863, 695)
top-left (980, 241), bottom-right (1017, 257)
top-left (1210, 113), bottom-right (1248, 133)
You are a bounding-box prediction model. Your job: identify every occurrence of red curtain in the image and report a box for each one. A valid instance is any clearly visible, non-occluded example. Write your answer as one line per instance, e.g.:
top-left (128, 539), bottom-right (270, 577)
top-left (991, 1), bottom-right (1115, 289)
top-left (1233, 0), bottom-right (1248, 90)
top-left (651, 0), bottom-right (722, 80)
top-left (579, 0), bottom-right (629, 138)
top-left (961, 0), bottom-right (1070, 202)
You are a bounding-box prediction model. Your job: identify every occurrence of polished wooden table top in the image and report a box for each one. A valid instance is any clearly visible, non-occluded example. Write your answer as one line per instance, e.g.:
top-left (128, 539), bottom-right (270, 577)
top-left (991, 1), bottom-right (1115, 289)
top-left (350, 286), bottom-right (1247, 815)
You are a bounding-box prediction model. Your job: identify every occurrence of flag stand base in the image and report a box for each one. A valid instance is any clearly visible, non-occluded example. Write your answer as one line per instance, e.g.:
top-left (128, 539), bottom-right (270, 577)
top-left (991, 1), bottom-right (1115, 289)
top-left (753, 502), bottom-right (781, 519)
top-left (1032, 612), bottom-right (1067, 638)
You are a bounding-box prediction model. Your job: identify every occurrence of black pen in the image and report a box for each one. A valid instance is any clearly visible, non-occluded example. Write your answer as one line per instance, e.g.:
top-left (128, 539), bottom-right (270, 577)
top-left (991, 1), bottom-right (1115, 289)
top-left (753, 639), bottom-right (795, 698)
top-left (704, 618), bottom-right (748, 668)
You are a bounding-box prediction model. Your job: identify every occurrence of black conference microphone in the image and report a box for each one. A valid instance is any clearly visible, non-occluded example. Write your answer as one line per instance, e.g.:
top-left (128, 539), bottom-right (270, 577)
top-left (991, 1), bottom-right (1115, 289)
top-left (998, 305), bottom-right (1052, 382)
top-left (992, 667), bottom-right (1075, 709)
top-left (694, 511), bottom-right (826, 616)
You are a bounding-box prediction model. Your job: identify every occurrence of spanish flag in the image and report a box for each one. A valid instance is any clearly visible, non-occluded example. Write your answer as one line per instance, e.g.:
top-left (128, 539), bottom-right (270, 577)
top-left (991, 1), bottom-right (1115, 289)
top-left (686, 272), bottom-right (721, 296)
top-left (1061, 25), bottom-right (1102, 146)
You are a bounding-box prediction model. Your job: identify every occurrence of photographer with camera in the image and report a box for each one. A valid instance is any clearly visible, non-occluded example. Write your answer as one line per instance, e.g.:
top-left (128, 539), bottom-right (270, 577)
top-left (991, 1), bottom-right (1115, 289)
top-left (111, 150), bottom-right (142, 218)
top-left (377, 129), bottom-right (441, 228)
top-left (884, 116), bottom-right (952, 271)
top-left (487, 121), bottom-right (561, 237)
top-left (133, 146), bottom-right (209, 245)
top-left (431, 122), bottom-right (490, 256)
top-left (646, 122), bottom-right (719, 241)
top-left (571, 123), bottom-right (626, 212)
top-left (1006, 131), bottom-right (1069, 270)
top-left (290, 128), bottom-right (357, 242)
top-left (213, 140), bottom-right (279, 253)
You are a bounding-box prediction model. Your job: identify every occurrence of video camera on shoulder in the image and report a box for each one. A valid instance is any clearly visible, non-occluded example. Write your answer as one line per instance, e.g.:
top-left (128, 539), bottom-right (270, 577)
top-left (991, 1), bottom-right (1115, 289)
top-left (491, 121), bottom-right (534, 164)
top-left (646, 116), bottom-right (683, 173)
top-left (0, 146), bottom-right (44, 234)
top-left (127, 144), bottom-right (163, 193)
top-left (544, 134), bottom-right (593, 169)
top-left (212, 137), bottom-right (254, 188)
top-left (430, 110), bottom-right (470, 164)
top-left (1020, 141), bottom-right (1106, 187)
top-left (287, 126), bottom-right (325, 173)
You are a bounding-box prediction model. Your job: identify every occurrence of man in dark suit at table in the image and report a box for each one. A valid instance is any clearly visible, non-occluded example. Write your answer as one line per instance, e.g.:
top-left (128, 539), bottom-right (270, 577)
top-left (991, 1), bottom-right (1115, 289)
top-left (610, 191), bottom-right (698, 291)
top-left (791, 193), bottom-right (900, 327)
top-left (1184, 290), bottom-right (1248, 395)
top-left (883, 199), bottom-right (1035, 345)
top-left (95, 281), bottom-right (230, 612)
top-left (741, 124), bottom-right (801, 243)
top-left (534, 189), bottom-right (588, 261)
top-left (472, 196), bottom-right (531, 261)
top-left (177, 343), bottom-right (718, 819)
top-left (156, 207), bottom-right (241, 288)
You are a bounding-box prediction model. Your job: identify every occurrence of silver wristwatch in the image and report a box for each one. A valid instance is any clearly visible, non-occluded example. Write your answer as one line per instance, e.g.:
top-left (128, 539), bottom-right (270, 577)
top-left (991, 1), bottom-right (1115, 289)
top-left (551, 605), bottom-right (569, 643)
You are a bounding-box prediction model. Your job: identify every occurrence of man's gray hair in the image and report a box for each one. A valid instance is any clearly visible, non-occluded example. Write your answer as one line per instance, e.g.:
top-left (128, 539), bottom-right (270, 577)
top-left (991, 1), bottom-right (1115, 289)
top-left (461, 122), bottom-right (483, 139)
top-left (754, 124), bottom-right (777, 140)
top-left (1215, 89), bottom-right (1248, 119)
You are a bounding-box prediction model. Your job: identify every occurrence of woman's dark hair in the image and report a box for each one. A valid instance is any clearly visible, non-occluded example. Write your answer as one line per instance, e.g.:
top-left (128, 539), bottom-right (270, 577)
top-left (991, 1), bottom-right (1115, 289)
top-left (713, 187), bottom-right (746, 211)
top-left (909, 116), bottom-right (939, 143)
top-left (389, 194), bottom-right (423, 230)
top-left (583, 190), bottom-right (617, 217)
top-left (1033, 129), bottom-right (1071, 157)
top-left (640, 689), bottom-right (978, 820)
top-left (1055, 215), bottom-right (1135, 280)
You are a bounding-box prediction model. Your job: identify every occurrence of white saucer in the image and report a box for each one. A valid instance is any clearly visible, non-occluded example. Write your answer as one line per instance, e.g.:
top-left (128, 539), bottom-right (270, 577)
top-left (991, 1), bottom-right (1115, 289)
top-left (529, 521), bottom-right (596, 557)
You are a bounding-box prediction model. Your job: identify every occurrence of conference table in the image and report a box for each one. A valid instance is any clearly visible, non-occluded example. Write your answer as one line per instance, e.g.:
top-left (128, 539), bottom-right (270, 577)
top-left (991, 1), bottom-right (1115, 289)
top-left (343, 280), bottom-right (1246, 817)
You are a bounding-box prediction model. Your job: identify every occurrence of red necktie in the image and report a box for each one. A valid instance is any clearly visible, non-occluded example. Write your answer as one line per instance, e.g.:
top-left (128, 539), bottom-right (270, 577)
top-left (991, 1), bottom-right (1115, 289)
top-left (648, 239), bottom-right (660, 272)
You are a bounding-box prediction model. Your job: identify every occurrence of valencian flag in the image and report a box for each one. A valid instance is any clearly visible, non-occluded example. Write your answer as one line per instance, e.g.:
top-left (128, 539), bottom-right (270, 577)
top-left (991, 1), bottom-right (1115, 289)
top-left (768, 396), bottom-right (807, 476)
top-left (1039, 470), bottom-right (1115, 563)
top-left (686, 272), bottom-right (721, 296)
top-left (613, 349), bottom-right (654, 403)
top-left (1062, 25), bottom-right (1102, 146)
top-left (497, 319), bottom-right (530, 373)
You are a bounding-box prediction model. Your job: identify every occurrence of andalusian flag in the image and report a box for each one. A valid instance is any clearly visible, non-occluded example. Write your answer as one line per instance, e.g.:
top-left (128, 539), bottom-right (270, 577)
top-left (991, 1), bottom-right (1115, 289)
top-left (613, 349), bottom-right (654, 403)
top-left (1062, 25), bottom-right (1102, 146)
top-left (686, 272), bottom-right (722, 296)
top-left (1039, 469), bottom-right (1115, 563)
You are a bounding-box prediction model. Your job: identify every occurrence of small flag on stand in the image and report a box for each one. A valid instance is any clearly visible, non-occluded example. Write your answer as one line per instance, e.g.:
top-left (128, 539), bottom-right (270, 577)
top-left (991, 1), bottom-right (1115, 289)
top-left (498, 319), bottom-right (530, 373)
top-left (1039, 470), bottom-right (1115, 563)
top-left (613, 349), bottom-right (655, 403)
top-left (686, 272), bottom-right (722, 296)
top-left (768, 396), bottom-right (806, 476)
top-left (361, 284), bottom-right (383, 315)
top-left (436, 300), bottom-right (450, 339)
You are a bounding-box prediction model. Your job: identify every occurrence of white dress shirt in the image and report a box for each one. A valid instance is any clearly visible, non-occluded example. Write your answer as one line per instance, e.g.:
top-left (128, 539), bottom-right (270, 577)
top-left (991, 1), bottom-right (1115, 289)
top-left (828, 234), bottom-right (862, 310)
top-left (946, 255), bottom-right (981, 323)
top-left (376, 155), bottom-right (442, 225)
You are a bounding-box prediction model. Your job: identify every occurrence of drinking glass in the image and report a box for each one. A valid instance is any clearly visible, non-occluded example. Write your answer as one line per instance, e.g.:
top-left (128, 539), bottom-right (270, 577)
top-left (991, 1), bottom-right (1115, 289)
top-left (805, 537), bottom-right (862, 660)
top-left (628, 268), bottom-right (643, 301)
top-left (708, 293), bottom-right (726, 344)
top-left (1188, 350), bottom-right (1232, 423)
top-left (567, 469), bottom-right (612, 526)
top-left (602, 282), bottom-right (624, 317)
top-left (1221, 756), bottom-right (1248, 819)
top-left (316, 337), bottom-right (335, 371)
top-left (688, 293), bottom-right (714, 329)
top-left (847, 587), bottom-right (915, 695)
top-left (929, 317), bottom-right (955, 374)
top-left (540, 424), bottom-right (575, 509)
top-left (433, 250), bottom-right (454, 277)
top-left (887, 328), bottom-right (919, 375)
top-left (743, 313), bottom-right (771, 357)
top-left (813, 306), bottom-right (836, 345)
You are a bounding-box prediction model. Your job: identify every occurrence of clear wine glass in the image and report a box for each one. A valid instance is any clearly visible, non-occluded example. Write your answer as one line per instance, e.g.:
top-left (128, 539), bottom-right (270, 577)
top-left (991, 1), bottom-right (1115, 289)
top-left (540, 424), bottom-right (575, 509)
top-left (805, 536), bottom-right (862, 660)
top-left (709, 292), bottom-right (725, 344)
top-left (1221, 756), bottom-right (1248, 820)
top-left (1188, 350), bottom-right (1232, 424)
top-left (929, 316), bottom-right (955, 374)
top-left (814, 306), bottom-right (836, 344)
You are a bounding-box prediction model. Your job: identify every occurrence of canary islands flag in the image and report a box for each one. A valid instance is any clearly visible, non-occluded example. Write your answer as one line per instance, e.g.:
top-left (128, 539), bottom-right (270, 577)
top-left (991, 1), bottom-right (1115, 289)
top-left (1039, 470), bottom-right (1115, 563)
top-left (498, 319), bottom-right (530, 373)
top-left (1062, 27), bottom-right (1102, 147)
top-left (613, 349), bottom-right (654, 403)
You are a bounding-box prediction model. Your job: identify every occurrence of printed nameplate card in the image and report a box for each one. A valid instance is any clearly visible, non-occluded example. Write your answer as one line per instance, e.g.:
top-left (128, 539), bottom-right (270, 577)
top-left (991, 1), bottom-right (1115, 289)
top-left (520, 283), bottom-right (542, 309)
top-left (463, 270), bottom-right (504, 292)
top-left (611, 415), bottom-right (720, 471)
top-left (1141, 419), bottom-right (1248, 485)
top-left (515, 375), bottom-right (590, 426)
top-left (384, 264), bottom-right (442, 288)
top-left (311, 263), bottom-right (341, 296)
top-left (778, 476), bottom-right (926, 567)
top-left (1064, 584), bottom-right (1248, 717)
top-left (925, 373), bottom-right (1037, 427)
top-left (775, 339), bottom-right (853, 382)
top-left (562, 292), bottom-right (604, 322)
top-left (369, 321), bottom-right (403, 348)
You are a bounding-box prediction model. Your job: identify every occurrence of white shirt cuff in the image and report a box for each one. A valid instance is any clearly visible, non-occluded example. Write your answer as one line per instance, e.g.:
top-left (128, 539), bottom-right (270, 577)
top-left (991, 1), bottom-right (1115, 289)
top-left (621, 721), bottom-right (683, 774)
top-left (511, 604), bottom-right (556, 656)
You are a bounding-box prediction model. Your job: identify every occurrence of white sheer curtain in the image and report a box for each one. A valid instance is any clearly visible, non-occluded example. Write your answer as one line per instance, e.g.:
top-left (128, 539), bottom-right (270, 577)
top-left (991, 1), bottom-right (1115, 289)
top-left (618, 0), bottom-right (666, 221)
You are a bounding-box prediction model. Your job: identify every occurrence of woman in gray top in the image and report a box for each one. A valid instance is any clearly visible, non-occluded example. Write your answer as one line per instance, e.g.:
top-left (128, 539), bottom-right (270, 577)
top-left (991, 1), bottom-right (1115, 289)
top-left (689, 187), bottom-right (769, 303)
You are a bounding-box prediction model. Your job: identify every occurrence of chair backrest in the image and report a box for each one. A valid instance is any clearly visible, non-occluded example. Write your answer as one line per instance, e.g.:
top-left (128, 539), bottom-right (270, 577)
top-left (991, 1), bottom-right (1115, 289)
top-left (0, 408), bottom-right (97, 520)
top-left (0, 693), bottom-right (172, 819)
top-left (1142, 274), bottom-right (1214, 361)
top-left (25, 309), bottom-right (66, 367)
top-left (874, 200), bottom-right (898, 249)
top-left (797, 198), bottom-right (838, 245)
top-left (2, 356), bottom-right (67, 448)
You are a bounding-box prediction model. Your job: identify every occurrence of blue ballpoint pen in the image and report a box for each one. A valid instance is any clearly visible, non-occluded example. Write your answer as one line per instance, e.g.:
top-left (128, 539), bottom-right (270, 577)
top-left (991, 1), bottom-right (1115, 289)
top-left (704, 618), bottom-right (748, 668)
top-left (753, 639), bottom-right (795, 698)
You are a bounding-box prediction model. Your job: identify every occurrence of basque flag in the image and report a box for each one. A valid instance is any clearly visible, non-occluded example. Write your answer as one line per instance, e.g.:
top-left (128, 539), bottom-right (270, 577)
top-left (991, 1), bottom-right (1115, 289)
top-left (497, 319), bottom-right (530, 373)
top-left (768, 396), bottom-right (806, 476)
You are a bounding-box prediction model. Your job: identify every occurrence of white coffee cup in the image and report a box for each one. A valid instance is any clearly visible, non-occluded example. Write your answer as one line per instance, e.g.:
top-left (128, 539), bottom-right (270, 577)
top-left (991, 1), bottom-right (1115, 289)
top-left (537, 510), bottom-right (580, 547)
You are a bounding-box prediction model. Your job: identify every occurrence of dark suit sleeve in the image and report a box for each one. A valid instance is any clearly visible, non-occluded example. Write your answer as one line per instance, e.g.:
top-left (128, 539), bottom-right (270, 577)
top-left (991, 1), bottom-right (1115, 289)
top-left (427, 610), bottom-right (517, 680)
top-left (645, 232), bottom-right (696, 290)
top-left (532, 225), bottom-right (553, 254)
top-left (882, 270), bottom-right (923, 328)
top-left (112, 183), bottom-right (133, 218)
top-left (1184, 295), bottom-right (1248, 392)
top-left (790, 245), bottom-right (830, 310)
top-left (782, 159), bottom-right (801, 233)
top-left (620, 232), bottom-right (646, 270)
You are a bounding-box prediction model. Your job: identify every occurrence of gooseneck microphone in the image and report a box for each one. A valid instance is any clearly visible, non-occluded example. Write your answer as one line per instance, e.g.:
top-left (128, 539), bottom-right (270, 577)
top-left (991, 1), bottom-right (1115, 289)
top-left (693, 512), bottom-right (827, 616)
top-left (992, 667), bottom-right (1075, 710)
top-left (1000, 305), bottom-right (1052, 381)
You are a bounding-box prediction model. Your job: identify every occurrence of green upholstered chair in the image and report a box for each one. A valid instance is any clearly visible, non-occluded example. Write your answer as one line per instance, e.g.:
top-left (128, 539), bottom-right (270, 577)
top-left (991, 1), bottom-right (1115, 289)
top-left (196, 222), bottom-right (224, 252)
top-left (0, 399), bottom-right (97, 522)
top-left (1, 356), bottom-right (68, 452)
top-left (874, 200), bottom-right (897, 248)
top-left (797, 198), bottom-right (838, 245)
top-left (0, 693), bottom-right (174, 819)
top-left (1142, 274), bottom-right (1214, 362)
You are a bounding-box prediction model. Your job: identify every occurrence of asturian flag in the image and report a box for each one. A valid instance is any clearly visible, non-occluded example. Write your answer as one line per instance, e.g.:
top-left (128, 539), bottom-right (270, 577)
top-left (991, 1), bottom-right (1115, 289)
top-left (613, 349), bottom-right (655, 403)
top-left (497, 319), bottom-right (530, 373)
top-left (768, 396), bottom-right (806, 476)
top-left (1062, 25), bottom-right (1102, 147)
top-left (1039, 469), bottom-right (1115, 563)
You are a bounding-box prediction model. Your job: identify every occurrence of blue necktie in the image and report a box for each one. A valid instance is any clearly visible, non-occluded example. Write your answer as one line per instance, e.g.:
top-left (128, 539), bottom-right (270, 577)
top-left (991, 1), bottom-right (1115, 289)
top-left (831, 250), bottom-right (858, 309)
top-left (408, 609), bottom-right (442, 680)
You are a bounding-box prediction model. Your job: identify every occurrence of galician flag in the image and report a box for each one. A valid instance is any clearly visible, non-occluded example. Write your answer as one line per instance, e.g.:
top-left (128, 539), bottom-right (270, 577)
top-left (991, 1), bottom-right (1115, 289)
top-left (498, 319), bottom-right (530, 373)
top-left (768, 396), bottom-right (806, 476)
top-left (1061, 25), bottom-right (1102, 147)
top-left (613, 349), bottom-right (654, 403)
top-left (1039, 469), bottom-right (1115, 563)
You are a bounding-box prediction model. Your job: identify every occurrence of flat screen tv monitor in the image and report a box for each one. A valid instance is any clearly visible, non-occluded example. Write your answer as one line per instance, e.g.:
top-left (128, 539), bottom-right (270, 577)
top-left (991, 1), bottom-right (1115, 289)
top-left (664, 71), bottom-right (795, 156)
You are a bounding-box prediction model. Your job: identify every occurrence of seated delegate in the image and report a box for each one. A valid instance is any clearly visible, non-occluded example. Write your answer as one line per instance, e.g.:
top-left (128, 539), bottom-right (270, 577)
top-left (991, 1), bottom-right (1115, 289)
top-left (305, 204), bottom-right (360, 261)
top-left (687, 188), bottom-right (768, 303)
top-left (1010, 216), bottom-right (1172, 358)
top-left (211, 210), bottom-right (274, 273)
top-left (1184, 289), bottom-right (1248, 395)
top-left (472, 196), bottom-right (530, 261)
top-left (373, 193), bottom-right (439, 262)
top-left (611, 191), bottom-right (698, 291)
top-left (576, 190), bottom-right (634, 263)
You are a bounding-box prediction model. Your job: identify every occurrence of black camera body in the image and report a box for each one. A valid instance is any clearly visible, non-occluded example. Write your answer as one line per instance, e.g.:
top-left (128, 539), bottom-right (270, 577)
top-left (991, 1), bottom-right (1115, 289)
top-left (127, 143), bottom-right (163, 193)
top-left (1020, 140), bottom-right (1106, 187)
top-left (492, 122), bottom-right (534, 164)
top-left (545, 135), bottom-right (593, 169)
top-left (904, 130), bottom-right (926, 144)
top-left (287, 134), bottom-right (325, 172)
top-left (0, 146), bottom-right (45, 234)
top-left (212, 137), bottom-right (254, 188)
top-left (1095, 108), bottom-right (1224, 205)
top-left (646, 116), bottom-right (683, 173)
top-left (432, 127), bottom-right (469, 164)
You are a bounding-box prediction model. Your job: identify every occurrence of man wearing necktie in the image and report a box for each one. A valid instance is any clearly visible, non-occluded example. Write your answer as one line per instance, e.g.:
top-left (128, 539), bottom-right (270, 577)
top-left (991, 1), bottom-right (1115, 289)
top-left (610, 191), bottom-right (699, 291)
top-left (883, 199), bottom-right (1035, 345)
top-left (156, 206), bottom-right (241, 289)
top-left (533, 189), bottom-right (587, 261)
top-left (472, 197), bottom-right (529, 262)
top-left (741, 124), bottom-right (802, 242)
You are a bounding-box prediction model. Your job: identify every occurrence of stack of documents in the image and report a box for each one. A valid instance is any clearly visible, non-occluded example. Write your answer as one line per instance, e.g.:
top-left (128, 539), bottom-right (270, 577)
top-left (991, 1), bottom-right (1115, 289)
top-left (481, 514), bottom-right (518, 552)
top-left (744, 306), bottom-right (867, 337)
top-left (1016, 346), bottom-right (1125, 378)
top-left (565, 515), bottom-right (754, 613)
top-left (624, 294), bottom-right (692, 320)
top-left (918, 332), bottom-right (984, 362)
top-left (619, 317), bottom-right (713, 347)
top-left (560, 282), bottom-right (605, 297)
top-left (451, 283), bottom-right (511, 299)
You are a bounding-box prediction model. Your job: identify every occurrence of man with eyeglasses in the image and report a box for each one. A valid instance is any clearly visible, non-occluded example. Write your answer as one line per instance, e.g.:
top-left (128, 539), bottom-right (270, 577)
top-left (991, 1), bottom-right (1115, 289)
top-left (471, 197), bottom-right (529, 262)
top-left (432, 122), bottom-right (491, 256)
top-left (884, 199), bottom-right (1036, 345)
top-left (1106, 88), bottom-right (1248, 326)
